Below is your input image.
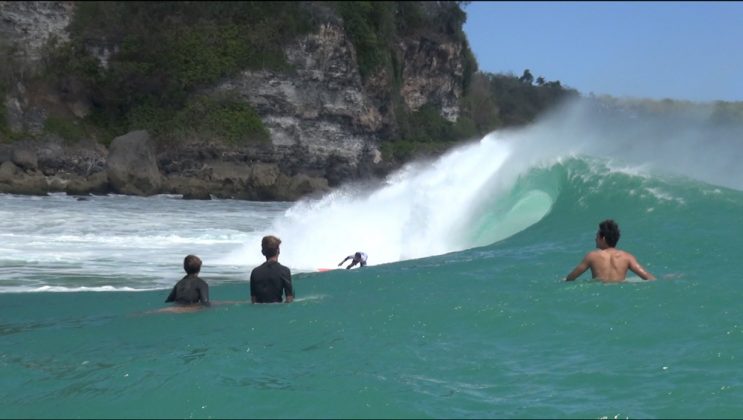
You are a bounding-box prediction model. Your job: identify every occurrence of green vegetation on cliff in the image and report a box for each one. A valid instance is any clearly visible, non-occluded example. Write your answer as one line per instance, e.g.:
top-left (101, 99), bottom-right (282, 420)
top-left (171, 95), bottom-right (270, 144)
top-left (468, 71), bottom-right (578, 128)
top-left (43, 1), bottom-right (314, 144)
top-left (333, 1), bottom-right (470, 81)
top-left (381, 70), bottom-right (579, 161)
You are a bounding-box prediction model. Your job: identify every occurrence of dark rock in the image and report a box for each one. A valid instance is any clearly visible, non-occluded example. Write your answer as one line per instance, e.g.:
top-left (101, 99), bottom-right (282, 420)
top-left (0, 144), bottom-right (12, 162)
top-left (182, 191), bottom-right (212, 200)
top-left (0, 166), bottom-right (48, 195)
top-left (106, 130), bottom-right (162, 196)
top-left (11, 146), bottom-right (38, 171)
top-left (65, 171), bottom-right (109, 195)
top-left (0, 161), bottom-right (19, 182)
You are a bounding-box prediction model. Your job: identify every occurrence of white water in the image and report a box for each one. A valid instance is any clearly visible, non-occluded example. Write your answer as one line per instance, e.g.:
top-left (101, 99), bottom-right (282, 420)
top-left (264, 136), bottom-right (552, 270)
top-left (0, 194), bottom-right (289, 292)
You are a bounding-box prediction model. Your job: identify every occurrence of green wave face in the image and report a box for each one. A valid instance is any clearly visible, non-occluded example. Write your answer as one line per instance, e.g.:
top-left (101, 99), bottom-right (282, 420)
top-left (462, 163), bottom-right (562, 248)
top-left (459, 153), bottom-right (743, 255)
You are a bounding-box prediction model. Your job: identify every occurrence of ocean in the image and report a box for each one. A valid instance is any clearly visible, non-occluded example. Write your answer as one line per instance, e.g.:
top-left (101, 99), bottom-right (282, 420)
top-left (1, 100), bottom-right (742, 418)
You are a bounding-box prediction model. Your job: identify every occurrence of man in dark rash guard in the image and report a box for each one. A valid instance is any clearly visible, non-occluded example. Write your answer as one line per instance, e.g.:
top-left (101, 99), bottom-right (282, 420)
top-left (250, 235), bottom-right (293, 303)
top-left (165, 255), bottom-right (210, 306)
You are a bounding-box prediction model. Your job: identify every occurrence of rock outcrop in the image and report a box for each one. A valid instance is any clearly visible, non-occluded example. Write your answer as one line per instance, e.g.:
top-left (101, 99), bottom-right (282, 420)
top-left (0, 137), bottom-right (108, 195)
top-left (0, 2), bottom-right (471, 200)
top-left (1, 1), bottom-right (75, 133)
top-left (106, 130), bottom-right (161, 196)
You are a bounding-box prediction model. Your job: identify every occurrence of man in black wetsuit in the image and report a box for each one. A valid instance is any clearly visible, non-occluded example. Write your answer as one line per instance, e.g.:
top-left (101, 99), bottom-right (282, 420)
top-left (165, 255), bottom-right (210, 306)
top-left (250, 235), bottom-right (293, 303)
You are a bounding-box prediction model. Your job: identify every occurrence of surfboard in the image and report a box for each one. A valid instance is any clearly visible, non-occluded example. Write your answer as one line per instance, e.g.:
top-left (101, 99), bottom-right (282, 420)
top-left (150, 300), bottom-right (247, 315)
top-left (153, 306), bottom-right (204, 314)
top-left (317, 267), bottom-right (340, 272)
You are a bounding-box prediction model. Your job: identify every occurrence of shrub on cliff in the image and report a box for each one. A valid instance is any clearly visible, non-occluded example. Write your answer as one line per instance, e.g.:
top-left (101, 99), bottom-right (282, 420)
top-left (382, 103), bottom-right (480, 161)
top-left (173, 96), bottom-right (270, 145)
top-left (457, 71), bottom-right (580, 134)
top-left (44, 1), bottom-right (313, 141)
top-left (43, 116), bottom-right (89, 143)
top-left (334, 1), bottom-right (396, 81)
top-left (334, 1), bottom-right (474, 86)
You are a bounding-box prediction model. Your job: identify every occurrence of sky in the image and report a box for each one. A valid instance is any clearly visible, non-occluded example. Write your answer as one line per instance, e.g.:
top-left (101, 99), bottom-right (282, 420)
top-left (462, 1), bottom-right (743, 103)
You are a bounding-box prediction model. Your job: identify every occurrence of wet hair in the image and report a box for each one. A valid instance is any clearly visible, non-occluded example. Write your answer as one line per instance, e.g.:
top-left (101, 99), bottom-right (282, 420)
top-left (354, 252), bottom-right (361, 259)
top-left (261, 235), bottom-right (282, 258)
top-left (183, 255), bottom-right (202, 274)
top-left (598, 219), bottom-right (620, 247)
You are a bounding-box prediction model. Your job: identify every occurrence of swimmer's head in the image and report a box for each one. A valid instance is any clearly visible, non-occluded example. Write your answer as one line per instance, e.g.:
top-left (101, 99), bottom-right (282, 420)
top-left (184, 255), bottom-right (202, 274)
top-left (261, 235), bottom-right (282, 258)
top-left (354, 252), bottom-right (361, 259)
top-left (597, 219), bottom-right (620, 247)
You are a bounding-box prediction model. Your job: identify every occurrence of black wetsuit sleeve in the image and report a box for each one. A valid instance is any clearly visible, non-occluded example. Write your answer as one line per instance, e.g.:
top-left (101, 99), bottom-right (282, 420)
top-left (199, 280), bottom-right (211, 306)
top-left (282, 267), bottom-right (293, 297)
top-left (250, 270), bottom-right (256, 298)
top-left (165, 285), bottom-right (177, 303)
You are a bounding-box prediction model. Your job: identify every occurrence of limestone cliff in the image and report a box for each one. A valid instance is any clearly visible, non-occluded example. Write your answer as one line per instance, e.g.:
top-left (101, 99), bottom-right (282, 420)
top-left (0, 1), bottom-right (473, 200)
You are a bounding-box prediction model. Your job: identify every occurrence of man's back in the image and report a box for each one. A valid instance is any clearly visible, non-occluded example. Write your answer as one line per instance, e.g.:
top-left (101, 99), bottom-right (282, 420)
top-left (565, 219), bottom-right (655, 282)
top-left (586, 249), bottom-right (636, 282)
top-left (250, 260), bottom-right (292, 303)
top-left (165, 274), bottom-right (210, 305)
top-left (567, 247), bottom-right (655, 283)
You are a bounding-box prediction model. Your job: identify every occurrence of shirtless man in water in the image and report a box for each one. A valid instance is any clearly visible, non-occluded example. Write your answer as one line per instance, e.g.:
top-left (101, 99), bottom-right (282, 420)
top-left (566, 219), bottom-right (655, 282)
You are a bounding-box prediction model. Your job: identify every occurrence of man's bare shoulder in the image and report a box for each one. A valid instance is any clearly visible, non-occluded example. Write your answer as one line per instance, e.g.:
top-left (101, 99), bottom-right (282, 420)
top-left (585, 250), bottom-right (603, 260)
top-left (612, 248), bottom-right (638, 260)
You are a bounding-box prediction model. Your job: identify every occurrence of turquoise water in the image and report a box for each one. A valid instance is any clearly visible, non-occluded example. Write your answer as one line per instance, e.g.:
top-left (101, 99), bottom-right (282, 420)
top-left (2, 102), bottom-right (743, 418)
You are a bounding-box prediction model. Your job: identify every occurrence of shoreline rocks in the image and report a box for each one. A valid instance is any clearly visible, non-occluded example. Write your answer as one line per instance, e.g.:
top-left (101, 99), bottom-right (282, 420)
top-left (0, 130), bottom-right (376, 201)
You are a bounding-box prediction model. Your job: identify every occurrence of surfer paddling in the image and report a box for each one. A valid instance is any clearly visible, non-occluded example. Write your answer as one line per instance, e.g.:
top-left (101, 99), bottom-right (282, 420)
top-left (565, 219), bottom-right (655, 283)
top-left (338, 252), bottom-right (367, 269)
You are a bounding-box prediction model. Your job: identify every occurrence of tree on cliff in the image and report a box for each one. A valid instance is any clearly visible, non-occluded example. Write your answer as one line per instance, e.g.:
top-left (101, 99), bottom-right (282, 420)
top-left (519, 69), bottom-right (534, 85)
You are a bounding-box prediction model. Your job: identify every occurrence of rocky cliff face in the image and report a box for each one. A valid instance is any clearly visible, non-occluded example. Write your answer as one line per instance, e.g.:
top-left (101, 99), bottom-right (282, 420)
top-left (1, 2), bottom-right (75, 132)
top-left (0, 2), bottom-right (469, 200)
top-left (0, 1), bottom-right (73, 62)
top-left (400, 37), bottom-right (465, 122)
